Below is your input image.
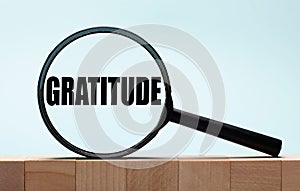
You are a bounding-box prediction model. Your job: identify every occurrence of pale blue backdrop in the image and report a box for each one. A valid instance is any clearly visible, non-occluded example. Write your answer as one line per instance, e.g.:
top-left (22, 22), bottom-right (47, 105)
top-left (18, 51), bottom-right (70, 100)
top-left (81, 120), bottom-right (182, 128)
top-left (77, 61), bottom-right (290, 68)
top-left (0, 0), bottom-right (299, 156)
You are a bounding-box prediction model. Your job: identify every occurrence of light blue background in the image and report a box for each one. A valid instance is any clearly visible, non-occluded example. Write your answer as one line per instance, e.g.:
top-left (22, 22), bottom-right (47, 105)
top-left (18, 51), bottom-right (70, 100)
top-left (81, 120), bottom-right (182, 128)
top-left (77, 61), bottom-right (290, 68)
top-left (0, 0), bottom-right (299, 156)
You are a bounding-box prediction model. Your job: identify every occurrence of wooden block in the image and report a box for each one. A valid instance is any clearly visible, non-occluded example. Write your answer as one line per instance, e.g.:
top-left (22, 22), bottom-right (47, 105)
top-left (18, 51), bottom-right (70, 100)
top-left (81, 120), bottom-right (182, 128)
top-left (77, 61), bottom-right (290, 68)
top-left (2, 155), bottom-right (300, 190)
top-left (126, 160), bottom-right (178, 191)
top-left (282, 155), bottom-right (300, 191)
top-left (231, 159), bottom-right (281, 191)
top-left (178, 158), bottom-right (230, 191)
top-left (0, 157), bottom-right (25, 191)
top-left (25, 159), bottom-right (75, 191)
top-left (76, 159), bottom-right (126, 191)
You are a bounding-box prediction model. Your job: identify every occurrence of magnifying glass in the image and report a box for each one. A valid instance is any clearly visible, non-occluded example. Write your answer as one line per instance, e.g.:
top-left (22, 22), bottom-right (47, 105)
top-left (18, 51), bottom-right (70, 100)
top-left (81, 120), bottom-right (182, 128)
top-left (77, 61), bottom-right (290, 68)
top-left (38, 26), bottom-right (282, 158)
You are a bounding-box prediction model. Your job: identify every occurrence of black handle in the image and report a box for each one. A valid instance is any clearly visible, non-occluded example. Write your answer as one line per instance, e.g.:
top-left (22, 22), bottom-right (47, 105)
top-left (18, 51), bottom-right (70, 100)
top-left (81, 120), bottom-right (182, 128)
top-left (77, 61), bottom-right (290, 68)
top-left (169, 108), bottom-right (282, 157)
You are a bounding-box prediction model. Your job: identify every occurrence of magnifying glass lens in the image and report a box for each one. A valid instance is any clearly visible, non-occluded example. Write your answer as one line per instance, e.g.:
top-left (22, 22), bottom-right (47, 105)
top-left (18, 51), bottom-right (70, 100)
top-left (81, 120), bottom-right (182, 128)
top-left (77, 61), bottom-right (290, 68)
top-left (43, 30), bottom-right (167, 157)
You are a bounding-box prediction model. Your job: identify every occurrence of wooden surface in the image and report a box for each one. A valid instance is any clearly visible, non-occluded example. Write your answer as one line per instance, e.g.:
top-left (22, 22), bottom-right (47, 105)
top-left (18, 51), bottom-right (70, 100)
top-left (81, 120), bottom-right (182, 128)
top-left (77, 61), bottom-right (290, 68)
top-left (76, 160), bottom-right (126, 191)
top-left (0, 157), bottom-right (25, 191)
top-left (179, 158), bottom-right (230, 191)
top-left (231, 160), bottom-right (281, 190)
top-left (25, 159), bottom-right (75, 191)
top-left (0, 155), bottom-right (299, 191)
top-left (126, 160), bottom-right (178, 191)
top-left (282, 155), bottom-right (300, 191)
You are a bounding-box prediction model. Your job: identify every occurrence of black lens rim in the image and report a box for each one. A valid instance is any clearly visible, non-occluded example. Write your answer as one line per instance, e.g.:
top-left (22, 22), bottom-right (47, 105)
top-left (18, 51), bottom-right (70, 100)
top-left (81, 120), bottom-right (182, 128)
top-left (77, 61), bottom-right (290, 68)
top-left (37, 26), bottom-right (173, 159)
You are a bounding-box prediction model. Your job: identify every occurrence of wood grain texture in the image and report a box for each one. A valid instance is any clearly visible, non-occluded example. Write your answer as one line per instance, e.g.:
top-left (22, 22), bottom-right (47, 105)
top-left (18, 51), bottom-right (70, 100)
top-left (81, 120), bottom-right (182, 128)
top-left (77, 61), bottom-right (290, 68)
top-left (76, 160), bottom-right (126, 191)
top-left (179, 159), bottom-right (230, 191)
top-left (1, 155), bottom-right (300, 190)
top-left (0, 158), bottom-right (24, 191)
top-left (126, 160), bottom-right (178, 191)
top-left (25, 160), bottom-right (75, 191)
top-left (282, 155), bottom-right (300, 191)
top-left (231, 159), bottom-right (281, 191)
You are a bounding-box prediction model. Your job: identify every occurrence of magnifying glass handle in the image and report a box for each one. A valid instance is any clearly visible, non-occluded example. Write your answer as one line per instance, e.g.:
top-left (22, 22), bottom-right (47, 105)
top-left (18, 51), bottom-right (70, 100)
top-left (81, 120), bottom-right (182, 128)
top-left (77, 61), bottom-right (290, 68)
top-left (170, 108), bottom-right (282, 157)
